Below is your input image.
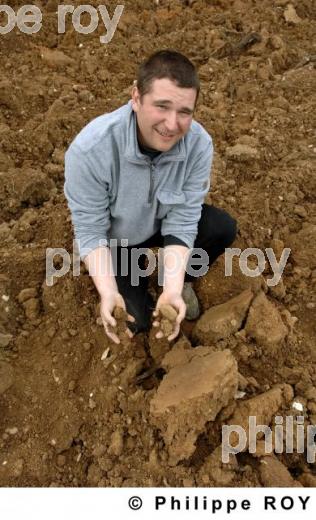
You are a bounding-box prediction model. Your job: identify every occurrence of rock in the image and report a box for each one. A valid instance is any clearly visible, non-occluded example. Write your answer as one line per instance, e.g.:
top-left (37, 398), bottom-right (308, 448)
top-left (12, 458), bottom-right (24, 478)
top-left (1, 169), bottom-right (55, 209)
top-left (284, 4), bottom-right (302, 24)
top-left (193, 289), bottom-right (253, 343)
top-left (40, 48), bottom-right (75, 69)
top-left (196, 256), bottom-right (265, 310)
top-left (0, 361), bottom-right (14, 394)
top-left (299, 473), bottom-right (316, 487)
top-left (51, 149), bottom-right (65, 165)
top-left (198, 446), bottom-right (238, 486)
top-left (17, 287), bottom-right (38, 304)
top-left (150, 349), bottom-right (238, 465)
top-left (78, 90), bottom-right (95, 103)
top-left (0, 332), bottom-right (13, 348)
top-left (6, 427), bottom-right (18, 435)
top-left (0, 123), bottom-right (10, 136)
top-left (269, 35), bottom-right (285, 50)
top-left (0, 80), bottom-right (19, 110)
top-left (244, 292), bottom-right (288, 347)
top-left (268, 279), bottom-right (286, 300)
top-left (259, 456), bottom-right (302, 487)
top-left (68, 380), bottom-right (76, 391)
top-left (227, 384), bottom-right (293, 449)
top-left (294, 205), bottom-right (308, 218)
top-left (23, 298), bottom-right (40, 320)
top-left (0, 222), bottom-right (11, 240)
top-left (56, 455), bottom-right (66, 467)
top-left (161, 336), bottom-right (194, 371)
top-left (226, 144), bottom-right (260, 162)
top-left (108, 430), bottom-right (124, 457)
top-left (49, 403), bottom-right (82, 453)
top-left (87, 463), bottom-right (103, 486)
top-left (19, 169), bottom-right (55, 206)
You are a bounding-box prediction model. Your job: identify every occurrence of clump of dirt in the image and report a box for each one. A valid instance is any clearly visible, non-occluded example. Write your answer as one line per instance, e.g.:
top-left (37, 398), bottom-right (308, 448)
top-left (0, 0), bottom-right (316, 488)
top-left (150, 349), bottom-right (238, 466)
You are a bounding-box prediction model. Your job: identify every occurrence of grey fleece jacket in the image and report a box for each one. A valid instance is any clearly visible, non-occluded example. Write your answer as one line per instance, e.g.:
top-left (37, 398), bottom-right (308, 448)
top-left (64, 101), bottom-right (213, 259)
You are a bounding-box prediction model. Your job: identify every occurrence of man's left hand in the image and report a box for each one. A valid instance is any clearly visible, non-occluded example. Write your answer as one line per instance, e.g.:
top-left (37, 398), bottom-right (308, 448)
top-left (153, 291), bottom-right (186, 341)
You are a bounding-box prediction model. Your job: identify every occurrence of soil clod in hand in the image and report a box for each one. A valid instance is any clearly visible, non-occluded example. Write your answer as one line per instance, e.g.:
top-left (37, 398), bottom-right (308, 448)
top-left (108, 306), bottom-right (129, 344)
top-left (159, 304), bottom-right (178, 337)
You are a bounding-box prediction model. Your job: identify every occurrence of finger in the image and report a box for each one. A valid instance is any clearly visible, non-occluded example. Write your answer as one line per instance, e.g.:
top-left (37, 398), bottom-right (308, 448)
top-left (176, 306), bottom-right (186, 323)
top-left (155, 331), bottom-right (164, 339)
top-left (176, 312), bottom-right (185, 324)
top-left (104, 329), bottom-right (120, 344)
top-left (153, 310), bottom-right (159, 317)
top-left (103, 315), bottom-right (116, 328)
top-left (168, 324), bottom-right (180, 342)
top-left (152, 321), bottom-right (160, 327)
top-left (126, 328), bottom-right (134, 339)
top-left (127, 314), bottom-right (135, 322)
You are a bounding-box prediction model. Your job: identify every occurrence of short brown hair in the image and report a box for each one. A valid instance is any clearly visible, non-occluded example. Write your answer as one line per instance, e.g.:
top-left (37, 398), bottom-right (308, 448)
top-left (136, 49), bottom-right (200, 101)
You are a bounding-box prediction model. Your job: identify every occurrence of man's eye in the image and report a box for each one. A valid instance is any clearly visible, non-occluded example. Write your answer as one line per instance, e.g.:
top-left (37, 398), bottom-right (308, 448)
top-left (157, 105), bottom-right (167, 109)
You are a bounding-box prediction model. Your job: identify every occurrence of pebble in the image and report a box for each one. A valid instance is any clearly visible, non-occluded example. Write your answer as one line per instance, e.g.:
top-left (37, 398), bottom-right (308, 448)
top-left (294, 205), bottom-right (308, 218)
top-left (68, 381), bottom-right (76, 391)
top-left (6, 427), bottom-right (18, 435)
top-left (0, 332), bottom-right (13, 348)
top-left (47, 327), bottom-right (56, 338)
top-left (56, 455), bottom-right (66, 467)
top-left (17, 288), bottom-right (38, 304)
top-left (89, 398), bottom-right (96, 409)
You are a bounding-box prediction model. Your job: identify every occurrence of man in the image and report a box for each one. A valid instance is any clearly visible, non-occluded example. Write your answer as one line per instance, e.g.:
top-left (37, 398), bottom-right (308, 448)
top-left (64, 50), bottom-right (237, 344)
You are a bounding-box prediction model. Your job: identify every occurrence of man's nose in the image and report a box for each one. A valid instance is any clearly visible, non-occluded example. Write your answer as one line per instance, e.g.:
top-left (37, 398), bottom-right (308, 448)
top-left (164, 111), bottom-right (178, 132)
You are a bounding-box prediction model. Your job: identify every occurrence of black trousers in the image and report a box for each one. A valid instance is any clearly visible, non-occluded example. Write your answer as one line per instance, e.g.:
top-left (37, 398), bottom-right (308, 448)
top-left (112, 204), bottom-right (237, 332)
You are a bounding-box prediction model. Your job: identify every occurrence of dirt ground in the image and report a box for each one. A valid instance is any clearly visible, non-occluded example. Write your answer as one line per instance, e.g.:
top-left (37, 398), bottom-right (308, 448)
top-left (0, 0), bottom-right (315, 487)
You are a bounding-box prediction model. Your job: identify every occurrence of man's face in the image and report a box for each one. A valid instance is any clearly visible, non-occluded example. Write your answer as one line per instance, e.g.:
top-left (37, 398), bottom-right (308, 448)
top-left (131, 78), bottom-right (197, 152)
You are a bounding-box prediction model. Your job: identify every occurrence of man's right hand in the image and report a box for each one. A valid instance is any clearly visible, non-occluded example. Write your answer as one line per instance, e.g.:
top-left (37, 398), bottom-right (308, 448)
top-left (100, 291), bottom-right (135, 344)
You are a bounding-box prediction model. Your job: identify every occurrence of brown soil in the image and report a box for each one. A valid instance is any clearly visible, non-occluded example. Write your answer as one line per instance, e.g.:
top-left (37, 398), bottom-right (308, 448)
top-left (0, 0), bottom-right (315, 487)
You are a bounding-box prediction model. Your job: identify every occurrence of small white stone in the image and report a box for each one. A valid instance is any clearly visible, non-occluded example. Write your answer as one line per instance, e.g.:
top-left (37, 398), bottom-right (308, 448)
top-left (292, 401), bottom-right (303, 411)
top-left (235, 391), bottom-right (246, 399)
top-left (6, 427), bottom-right (18, 435)
top-left (101, 347), bottom-right (110, 361)
top-left (2, 295), bottom-right (9, 302)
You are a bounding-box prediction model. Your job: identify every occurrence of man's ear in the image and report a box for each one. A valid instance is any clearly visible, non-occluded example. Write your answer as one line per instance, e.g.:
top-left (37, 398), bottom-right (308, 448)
top-left (131, 81), bottom-right (140, 112)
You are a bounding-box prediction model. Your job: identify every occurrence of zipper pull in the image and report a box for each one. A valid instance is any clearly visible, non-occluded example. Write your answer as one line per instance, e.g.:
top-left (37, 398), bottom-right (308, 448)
top-left (148, 162), bottom-right (155, 203)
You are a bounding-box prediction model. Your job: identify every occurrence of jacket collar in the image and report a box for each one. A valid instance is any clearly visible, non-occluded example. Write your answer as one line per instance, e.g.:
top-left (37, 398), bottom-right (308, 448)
top-left (124, 100), bottom-right (186, 164)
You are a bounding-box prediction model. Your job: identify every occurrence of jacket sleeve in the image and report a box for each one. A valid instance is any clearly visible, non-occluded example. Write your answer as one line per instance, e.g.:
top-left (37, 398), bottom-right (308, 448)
top-left (64, 144), bottom-right (111, 259)
top-left (161, 138), bottom-right (213, 248)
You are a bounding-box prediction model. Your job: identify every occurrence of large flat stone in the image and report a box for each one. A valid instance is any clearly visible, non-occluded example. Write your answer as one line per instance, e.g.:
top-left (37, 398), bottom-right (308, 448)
top-left (150, 349), bottom-right (238, 465)
top-left (193, 289), bottom-right (253, 344)
top-left (244, 291), bottom-right (288, 346)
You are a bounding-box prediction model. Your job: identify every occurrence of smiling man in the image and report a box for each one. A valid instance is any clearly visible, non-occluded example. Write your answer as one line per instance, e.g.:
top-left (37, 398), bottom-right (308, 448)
top-left (64, 50), bottom-right (237, 343)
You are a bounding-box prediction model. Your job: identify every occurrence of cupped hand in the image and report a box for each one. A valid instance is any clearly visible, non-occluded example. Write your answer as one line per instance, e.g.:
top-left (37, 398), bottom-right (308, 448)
top-left (153, 291), bottom-right (186, 341)
top-left (100, 291), bottom-right (135, 344)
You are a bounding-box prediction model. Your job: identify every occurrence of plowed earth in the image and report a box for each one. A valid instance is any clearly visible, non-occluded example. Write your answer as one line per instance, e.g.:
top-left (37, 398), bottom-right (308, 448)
top-left (0, 0), bottom-right (315, 487)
